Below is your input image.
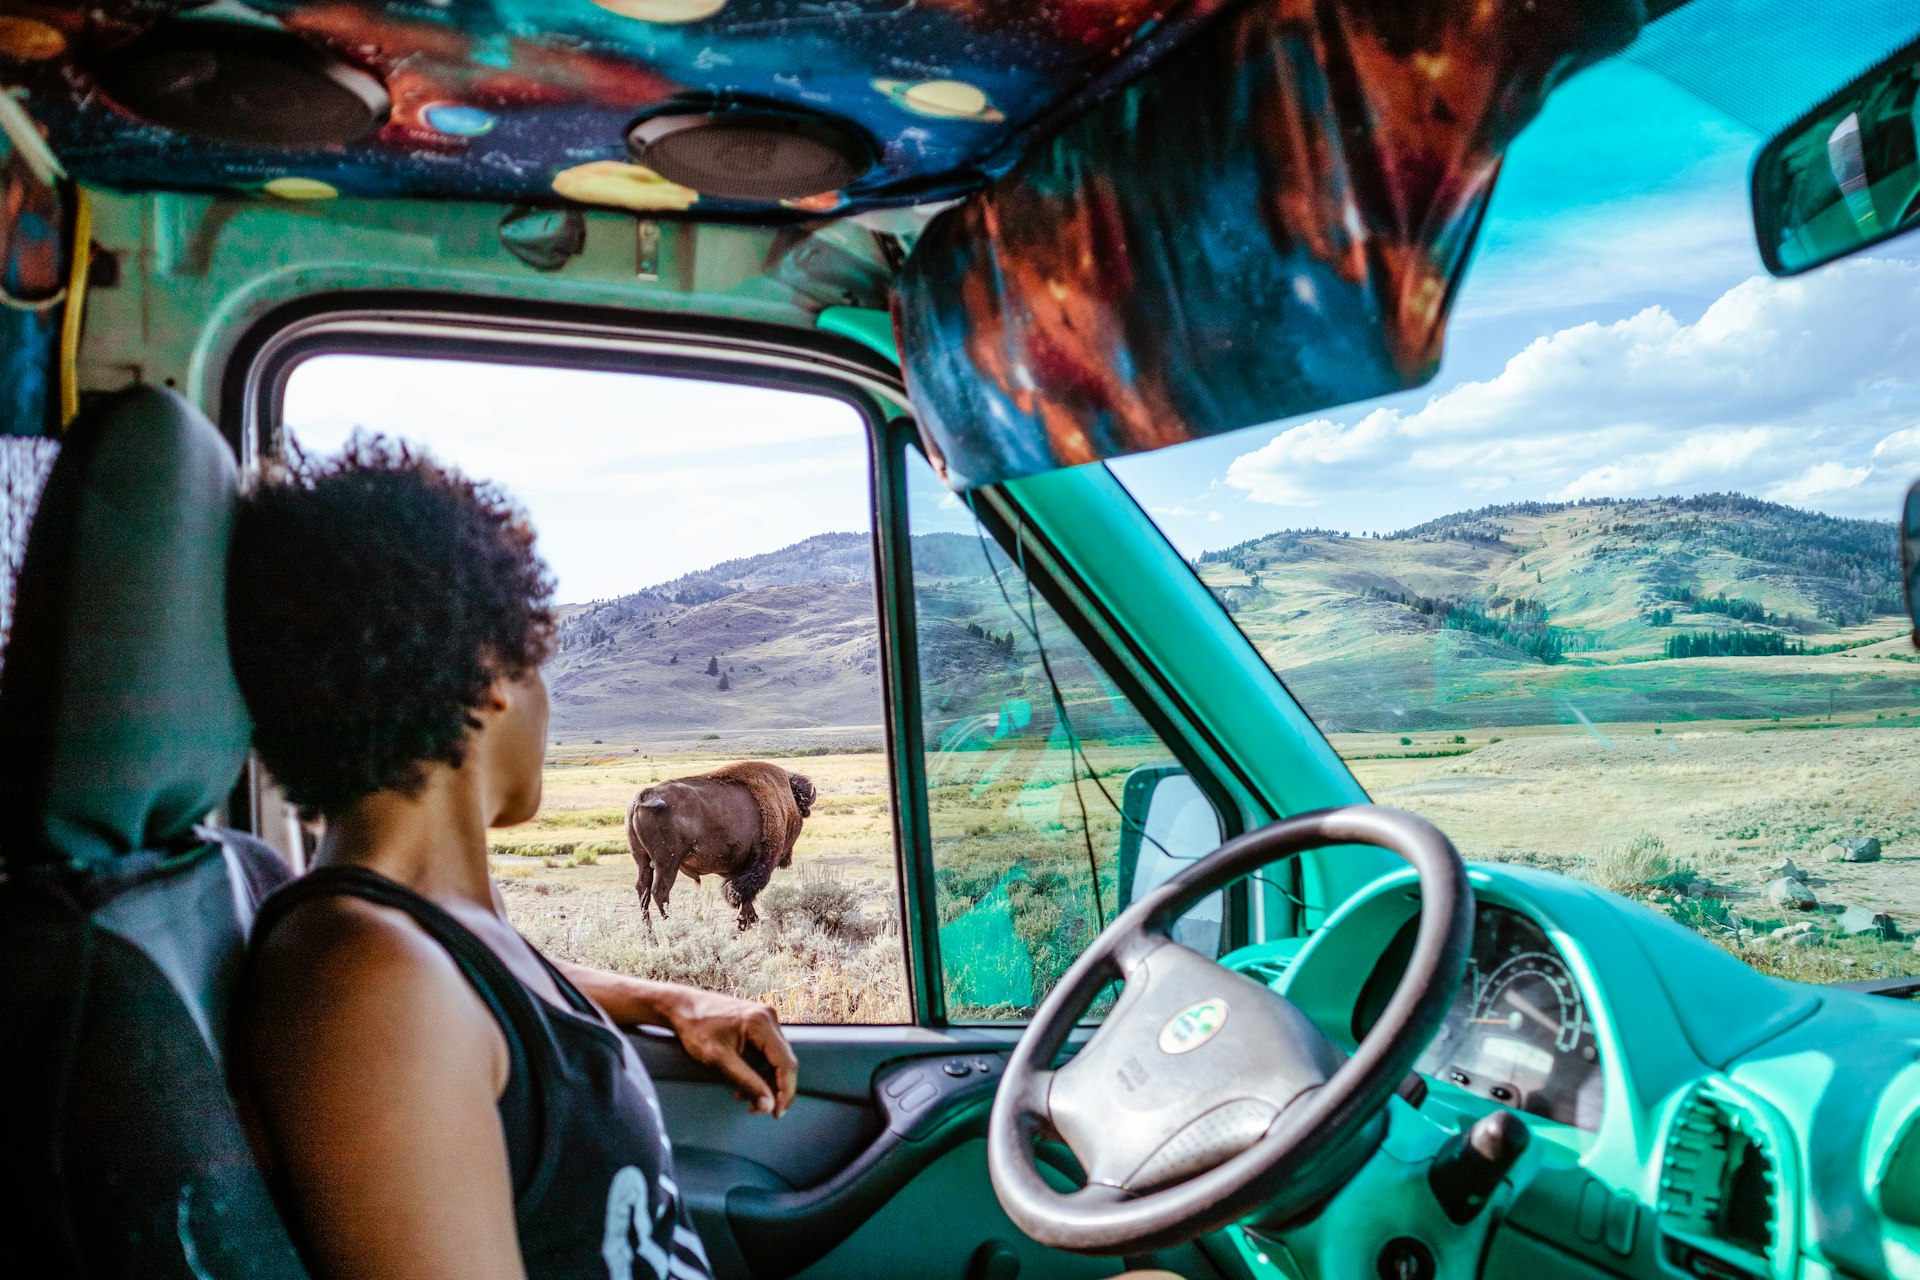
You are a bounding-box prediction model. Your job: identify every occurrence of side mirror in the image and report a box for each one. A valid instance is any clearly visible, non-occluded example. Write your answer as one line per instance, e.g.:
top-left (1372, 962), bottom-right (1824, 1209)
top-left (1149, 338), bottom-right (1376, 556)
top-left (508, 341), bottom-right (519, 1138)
top-left (1116, 762), bottom-right (1225, 955)
top-left (1752, 36), bottom-right (1920, 275)
top-left (1904, 480), bottom-right (1920, 648)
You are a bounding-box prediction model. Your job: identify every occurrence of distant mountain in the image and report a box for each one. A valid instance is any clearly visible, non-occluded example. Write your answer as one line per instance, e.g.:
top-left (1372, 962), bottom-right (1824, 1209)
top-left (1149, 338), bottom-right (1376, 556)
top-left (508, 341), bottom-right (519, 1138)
top-left (1197, 495), bottom-right (1913, 732)
top-left (547, 495), bottom-right (1919, 748)
top-left (545, 530), bottom-right (1129, 748)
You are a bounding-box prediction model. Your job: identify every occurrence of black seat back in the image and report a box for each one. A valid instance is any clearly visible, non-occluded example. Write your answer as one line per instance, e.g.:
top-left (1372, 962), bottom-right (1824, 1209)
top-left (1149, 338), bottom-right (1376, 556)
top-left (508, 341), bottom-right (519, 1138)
top-left (0, 388), bottom-right (308, 1279)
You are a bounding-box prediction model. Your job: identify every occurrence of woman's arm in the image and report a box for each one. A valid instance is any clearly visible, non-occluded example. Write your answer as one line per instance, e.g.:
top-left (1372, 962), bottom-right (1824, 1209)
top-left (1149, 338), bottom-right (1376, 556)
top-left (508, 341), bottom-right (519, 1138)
top-left (555, 961), bottom-right (799, 1118)
top-left (242, 899), bottom-right (527, 1280)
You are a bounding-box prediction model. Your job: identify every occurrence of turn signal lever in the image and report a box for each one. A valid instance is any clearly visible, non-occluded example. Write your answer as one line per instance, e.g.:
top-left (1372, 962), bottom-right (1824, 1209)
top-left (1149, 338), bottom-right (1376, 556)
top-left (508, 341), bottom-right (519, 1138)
top-left (1427, 1109), bottom-right (1530, 1224)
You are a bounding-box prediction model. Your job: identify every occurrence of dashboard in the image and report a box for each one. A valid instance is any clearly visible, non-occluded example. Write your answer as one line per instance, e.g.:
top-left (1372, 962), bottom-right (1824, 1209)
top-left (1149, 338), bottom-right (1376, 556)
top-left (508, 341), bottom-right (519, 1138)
top-left (1353, 902), bottom-right (1604, 1129)
top-left (1267, 865), bottom-right (1920, 1280)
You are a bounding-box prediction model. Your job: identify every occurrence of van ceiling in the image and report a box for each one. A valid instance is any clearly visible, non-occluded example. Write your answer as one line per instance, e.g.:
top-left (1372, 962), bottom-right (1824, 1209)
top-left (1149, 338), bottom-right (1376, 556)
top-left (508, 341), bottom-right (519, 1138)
top-left (0, 0), bottom-right (1212, 219)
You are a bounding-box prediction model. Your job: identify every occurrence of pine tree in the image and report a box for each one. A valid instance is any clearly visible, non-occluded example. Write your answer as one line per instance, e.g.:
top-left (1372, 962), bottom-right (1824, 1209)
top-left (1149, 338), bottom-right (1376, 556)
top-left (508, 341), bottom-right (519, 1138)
top-left (669, 653), bottom-right (678, 665)
top-left (705, 655), bottom-right (719, 676)
top-left (717, 671), bottom-right (731, 691)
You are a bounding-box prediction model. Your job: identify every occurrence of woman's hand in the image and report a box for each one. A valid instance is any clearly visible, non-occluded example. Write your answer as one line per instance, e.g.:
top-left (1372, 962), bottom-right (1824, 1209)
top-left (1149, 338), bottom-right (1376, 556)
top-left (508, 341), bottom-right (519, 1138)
top-left (655, 986), bottom-right (798, 1118)
top-left (556, 961), bottom-right (798, 1117)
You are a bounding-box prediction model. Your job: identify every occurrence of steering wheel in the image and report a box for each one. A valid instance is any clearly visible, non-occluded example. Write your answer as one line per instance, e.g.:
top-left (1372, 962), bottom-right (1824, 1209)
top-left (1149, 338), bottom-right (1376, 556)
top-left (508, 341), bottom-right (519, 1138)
top-left (987, 805), bottom-right (1472, 1255)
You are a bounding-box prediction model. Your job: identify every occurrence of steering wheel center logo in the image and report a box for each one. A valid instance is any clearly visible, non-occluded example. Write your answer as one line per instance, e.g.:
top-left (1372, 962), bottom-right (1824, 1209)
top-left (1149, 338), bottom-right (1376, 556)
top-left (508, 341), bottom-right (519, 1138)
top-left (1158, 998), bottom-right (1229, 1055)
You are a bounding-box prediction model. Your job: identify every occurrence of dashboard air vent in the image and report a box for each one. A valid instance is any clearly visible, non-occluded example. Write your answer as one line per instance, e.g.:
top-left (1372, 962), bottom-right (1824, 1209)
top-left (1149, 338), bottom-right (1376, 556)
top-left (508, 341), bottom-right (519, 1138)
top-left (1659, 1086), bottom-right (1779, 1274)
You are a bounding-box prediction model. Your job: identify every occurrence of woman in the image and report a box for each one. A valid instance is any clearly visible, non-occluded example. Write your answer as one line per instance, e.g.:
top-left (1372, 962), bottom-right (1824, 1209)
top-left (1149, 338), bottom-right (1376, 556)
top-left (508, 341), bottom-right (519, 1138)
top-left (228, 438), bottom-right (797, 1280)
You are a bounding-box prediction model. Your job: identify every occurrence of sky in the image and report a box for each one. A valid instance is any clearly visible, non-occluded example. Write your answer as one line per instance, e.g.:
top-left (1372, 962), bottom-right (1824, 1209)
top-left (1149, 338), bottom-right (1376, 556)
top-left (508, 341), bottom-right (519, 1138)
top-left (286, 4), bottom-right (1920, 596)
top-left (1111, 35), bottom-right (1920, 556)
top-left (283, 360), bottom-right (875, 602)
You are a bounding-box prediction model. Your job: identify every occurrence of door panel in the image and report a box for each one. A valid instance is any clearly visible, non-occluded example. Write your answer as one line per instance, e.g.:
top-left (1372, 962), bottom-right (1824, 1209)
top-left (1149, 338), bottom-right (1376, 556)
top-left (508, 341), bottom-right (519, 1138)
top-left (791, 1141), bottom-right (1118, 1280)
top-left (635, 1027), bottom-right (1234, 1280)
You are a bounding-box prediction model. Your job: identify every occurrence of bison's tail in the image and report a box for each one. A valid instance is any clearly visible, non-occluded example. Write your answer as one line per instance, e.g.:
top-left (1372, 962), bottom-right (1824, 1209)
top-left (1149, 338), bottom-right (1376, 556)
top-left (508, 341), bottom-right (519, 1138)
top-left (723, 857), bottom-right (775, 909)
top-left (787, 772), bottom-right (817, 819)
top-left (635, 796), bottom-right (668, 810)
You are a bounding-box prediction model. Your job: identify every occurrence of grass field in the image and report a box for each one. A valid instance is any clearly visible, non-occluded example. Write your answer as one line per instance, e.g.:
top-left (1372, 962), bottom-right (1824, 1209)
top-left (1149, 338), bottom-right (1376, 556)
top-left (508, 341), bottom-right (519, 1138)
top-left (1339, 710), bottom-right (1920, 982)
top-left (495, 746), bottom-right (908, 1023)
top-left (493, 710), bottom-right (1920, 1025)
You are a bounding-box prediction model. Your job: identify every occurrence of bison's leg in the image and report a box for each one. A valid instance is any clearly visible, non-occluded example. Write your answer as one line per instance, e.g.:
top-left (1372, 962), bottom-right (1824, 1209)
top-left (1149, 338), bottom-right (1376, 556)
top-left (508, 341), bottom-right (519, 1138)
top-left (735, 897), bottom-right (759, 930)
top-left (651, 863), bottom-right (679, 920)
top-left (633, 859), bottom-right (657, 937)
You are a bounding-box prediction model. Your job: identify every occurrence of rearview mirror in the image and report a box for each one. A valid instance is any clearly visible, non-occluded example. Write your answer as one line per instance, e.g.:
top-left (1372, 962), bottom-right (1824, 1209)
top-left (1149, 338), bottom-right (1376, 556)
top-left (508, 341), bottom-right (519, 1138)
top-left (1903, 480), bottom-right (1920, 648)
top-left (1753, 37), bottom-right (1920, 275)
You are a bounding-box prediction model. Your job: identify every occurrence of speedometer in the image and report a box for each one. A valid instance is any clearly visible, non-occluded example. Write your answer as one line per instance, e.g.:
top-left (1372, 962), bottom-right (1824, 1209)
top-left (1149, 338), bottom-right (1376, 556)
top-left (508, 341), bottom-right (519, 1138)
top-left (1470, 951), bottom-right (1587, 1054)
top-left (1354, 903), bottom-right (1603, 1129)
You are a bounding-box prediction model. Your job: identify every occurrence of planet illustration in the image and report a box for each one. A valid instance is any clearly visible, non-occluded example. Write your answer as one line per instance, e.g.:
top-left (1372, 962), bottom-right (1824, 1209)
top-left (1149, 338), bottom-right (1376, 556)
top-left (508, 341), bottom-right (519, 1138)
top-left (261, 176), bottom-right (339, 200)
top-left (551, 160), bottom-right (699, 212)
top-left (421, 102), bottom-right (496, 138)
top-left (589, 0), bottom-right (727, 22)
top-left (782, 190), bottom-right (844, 214)
top-left (0, 17), bottom-right (67, 62)
top-left (872, 78), bottom-right (1004, 122)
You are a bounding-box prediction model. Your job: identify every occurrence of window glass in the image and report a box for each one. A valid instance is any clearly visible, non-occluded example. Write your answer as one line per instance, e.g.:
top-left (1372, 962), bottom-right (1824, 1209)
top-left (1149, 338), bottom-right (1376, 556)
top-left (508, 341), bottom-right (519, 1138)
top-left (0, 437), bottom-right (58, 675)
top-left (1115, 54), bottom-right (1920, 982)
top-left (904, 448), bottom-right (1223, 1021)
top-left (282, 354), bottom-right (906, 1022)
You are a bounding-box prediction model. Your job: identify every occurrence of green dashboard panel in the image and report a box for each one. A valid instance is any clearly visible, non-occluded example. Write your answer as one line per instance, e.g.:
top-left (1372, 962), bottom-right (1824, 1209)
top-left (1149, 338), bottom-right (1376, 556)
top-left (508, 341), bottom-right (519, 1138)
top-left (1231, 864), bottom-right (1920, 1280)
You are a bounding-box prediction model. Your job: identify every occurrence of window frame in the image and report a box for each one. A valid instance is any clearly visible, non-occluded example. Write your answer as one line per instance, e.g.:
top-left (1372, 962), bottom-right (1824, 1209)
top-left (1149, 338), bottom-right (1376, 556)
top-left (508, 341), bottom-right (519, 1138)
top-left (880, 421), bottom-right (1250, 1026)
top-left (230, 296), bottom-right (1247, 1029)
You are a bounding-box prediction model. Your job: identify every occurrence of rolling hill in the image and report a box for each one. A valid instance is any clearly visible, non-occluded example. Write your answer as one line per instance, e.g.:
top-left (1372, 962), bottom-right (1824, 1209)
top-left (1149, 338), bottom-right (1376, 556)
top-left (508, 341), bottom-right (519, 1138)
top-left (1197, 494), bottom-right (1917, 731)
top-left (544, 494), bottom-right (1920, 747)
top-left (545, 530), bottom-right (1124, 749)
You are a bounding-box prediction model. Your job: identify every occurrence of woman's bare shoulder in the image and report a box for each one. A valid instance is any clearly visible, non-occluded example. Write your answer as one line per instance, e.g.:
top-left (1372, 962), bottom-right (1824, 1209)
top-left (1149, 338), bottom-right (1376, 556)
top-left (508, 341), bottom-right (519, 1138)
top-left (242, 892), bottom-right (506, 1095)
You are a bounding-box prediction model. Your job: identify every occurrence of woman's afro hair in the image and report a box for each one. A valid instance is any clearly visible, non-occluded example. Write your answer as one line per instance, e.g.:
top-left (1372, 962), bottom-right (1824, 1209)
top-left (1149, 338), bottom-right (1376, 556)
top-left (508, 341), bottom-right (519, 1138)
top-left (227, 436), bottom-right (555, 819)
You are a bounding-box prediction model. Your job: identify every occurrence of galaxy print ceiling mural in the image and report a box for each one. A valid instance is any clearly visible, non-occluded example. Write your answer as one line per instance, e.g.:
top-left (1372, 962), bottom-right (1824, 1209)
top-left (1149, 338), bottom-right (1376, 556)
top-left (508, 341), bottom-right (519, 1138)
top-left (0, 91), bottom-right (69, 436)
top-left (0, 0), bottom-right (1220, 217)
top-left (893, 0), bottom-right (1646, 491)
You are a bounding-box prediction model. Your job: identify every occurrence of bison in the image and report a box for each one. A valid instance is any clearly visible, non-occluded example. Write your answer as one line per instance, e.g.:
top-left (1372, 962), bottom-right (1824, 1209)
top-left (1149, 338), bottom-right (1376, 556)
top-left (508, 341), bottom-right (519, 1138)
top-left (626, 761), bottom-right (817, 931)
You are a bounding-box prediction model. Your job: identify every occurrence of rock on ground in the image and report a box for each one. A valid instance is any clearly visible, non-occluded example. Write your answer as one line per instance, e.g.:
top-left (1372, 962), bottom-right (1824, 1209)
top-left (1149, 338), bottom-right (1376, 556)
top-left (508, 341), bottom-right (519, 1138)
top-left (1789, 931), bottom-right (1824, 947)
top-left (1763, 858), bottom-right (1807, 882)
top-left (1766, 877), bottom-right (1819, 910)
top-left (1825, 836), bottom-right (1883, 863)
top-left (1770, 921), bottom-right (1817, 940)
top-left (1837, 905), bottom-right (1901, 939)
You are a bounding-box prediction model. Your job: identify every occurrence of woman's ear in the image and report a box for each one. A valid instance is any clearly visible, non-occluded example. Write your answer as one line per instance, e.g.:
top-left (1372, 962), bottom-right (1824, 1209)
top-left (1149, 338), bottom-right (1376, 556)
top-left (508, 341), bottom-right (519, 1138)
top-left (478, 675), bottom-right (513, 716)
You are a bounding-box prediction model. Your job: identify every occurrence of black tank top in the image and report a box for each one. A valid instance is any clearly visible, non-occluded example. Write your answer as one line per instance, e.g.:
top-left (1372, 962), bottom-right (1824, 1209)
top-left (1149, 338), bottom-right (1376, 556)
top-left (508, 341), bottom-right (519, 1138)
top-left (251, 866), bottom-right (714, 1280)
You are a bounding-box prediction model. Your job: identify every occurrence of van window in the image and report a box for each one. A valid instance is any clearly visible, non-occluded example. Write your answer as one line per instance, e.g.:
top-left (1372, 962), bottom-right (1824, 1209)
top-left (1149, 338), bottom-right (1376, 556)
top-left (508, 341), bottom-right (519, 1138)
top-left (0, 437), bottom-right (58, 674)
top-left (903, 448), bottom-right (1224, 1021)
top-left (281, 354), bottom-right (907, 1023)
top-left (1113, 56), bottom-right (1920, 984)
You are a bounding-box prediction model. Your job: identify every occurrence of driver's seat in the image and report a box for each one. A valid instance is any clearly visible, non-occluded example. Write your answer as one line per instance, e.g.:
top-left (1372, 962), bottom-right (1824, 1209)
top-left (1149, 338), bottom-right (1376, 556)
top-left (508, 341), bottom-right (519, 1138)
top-left (0, 388), bottom-right (309, 1279)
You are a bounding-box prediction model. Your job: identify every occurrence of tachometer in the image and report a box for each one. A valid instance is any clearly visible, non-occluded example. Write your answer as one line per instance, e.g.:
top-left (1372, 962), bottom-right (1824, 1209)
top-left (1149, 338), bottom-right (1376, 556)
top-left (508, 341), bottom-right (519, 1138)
top-left (1469, 951), bottom-right (1587, 1054)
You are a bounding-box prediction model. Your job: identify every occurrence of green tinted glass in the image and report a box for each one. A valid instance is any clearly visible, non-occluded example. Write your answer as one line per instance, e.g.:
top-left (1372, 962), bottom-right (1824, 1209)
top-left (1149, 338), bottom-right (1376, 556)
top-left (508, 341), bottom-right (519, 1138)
top-left (903, 451), bottom-right (1221, 1020)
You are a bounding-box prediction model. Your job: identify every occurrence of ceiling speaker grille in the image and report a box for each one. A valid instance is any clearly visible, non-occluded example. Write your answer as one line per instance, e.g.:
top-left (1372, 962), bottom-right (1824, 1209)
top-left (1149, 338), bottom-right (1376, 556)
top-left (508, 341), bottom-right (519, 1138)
top-left (94, 20), bottom-right (389, 149)
top-left (627, 109), bottom-right (872, 202)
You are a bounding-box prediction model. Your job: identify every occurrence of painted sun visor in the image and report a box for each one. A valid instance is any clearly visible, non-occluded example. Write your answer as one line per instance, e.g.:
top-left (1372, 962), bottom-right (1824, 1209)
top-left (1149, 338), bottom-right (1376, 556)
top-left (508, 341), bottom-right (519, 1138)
top-left (0, 92), bottom-right (69, 436)
top-left (893, 0), bottom-right (1644, 491)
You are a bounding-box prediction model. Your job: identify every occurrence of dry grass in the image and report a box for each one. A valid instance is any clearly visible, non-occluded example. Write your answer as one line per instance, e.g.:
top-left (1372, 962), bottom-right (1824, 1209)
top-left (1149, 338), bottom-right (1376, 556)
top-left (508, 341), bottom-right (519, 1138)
top-left (1348, 716), bottom-right (1920, 983)
top-left (492, 748), bottom-right (906, 1023)
top-left (492, 716), bottom-right (1920, 1028)
top-left (504, 870), bottom-right (908, 1023)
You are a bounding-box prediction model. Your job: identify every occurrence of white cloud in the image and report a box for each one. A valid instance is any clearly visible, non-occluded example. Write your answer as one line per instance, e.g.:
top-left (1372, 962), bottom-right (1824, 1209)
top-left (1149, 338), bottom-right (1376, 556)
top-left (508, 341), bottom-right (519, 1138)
top-left (1150, 504), bottom-right (1198, 518)
top-left (284, 355), bottom-right (873, 601)
top-left (1224, 258), bottom-right (1920, 521)
top-left (1767, 461), bottom-right (1874, 504)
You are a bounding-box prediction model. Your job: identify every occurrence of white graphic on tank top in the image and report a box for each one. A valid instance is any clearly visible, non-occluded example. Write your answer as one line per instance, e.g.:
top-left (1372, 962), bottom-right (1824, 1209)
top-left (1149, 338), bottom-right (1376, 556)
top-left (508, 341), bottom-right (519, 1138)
top-left (602, 1166), bottom-right (670, 1280)
top-left (602, 1165), bottom-right (712, 1280)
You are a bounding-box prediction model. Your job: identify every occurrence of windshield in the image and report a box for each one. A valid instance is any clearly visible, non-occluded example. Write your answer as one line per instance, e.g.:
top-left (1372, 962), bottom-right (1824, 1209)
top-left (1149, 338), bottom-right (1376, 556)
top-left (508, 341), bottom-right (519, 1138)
top-left (1114, 14), bottom-right (1920, 983)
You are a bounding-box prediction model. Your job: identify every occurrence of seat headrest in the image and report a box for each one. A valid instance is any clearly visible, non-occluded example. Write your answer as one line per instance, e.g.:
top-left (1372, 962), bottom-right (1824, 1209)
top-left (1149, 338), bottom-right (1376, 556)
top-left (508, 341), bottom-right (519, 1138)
top-left (0, 388), bottom-right (250, 873)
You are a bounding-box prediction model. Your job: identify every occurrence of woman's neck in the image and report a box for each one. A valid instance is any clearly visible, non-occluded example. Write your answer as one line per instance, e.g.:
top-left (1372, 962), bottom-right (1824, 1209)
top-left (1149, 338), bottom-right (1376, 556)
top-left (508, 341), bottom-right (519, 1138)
top-left (316, 764), bottom-right (499, 912)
